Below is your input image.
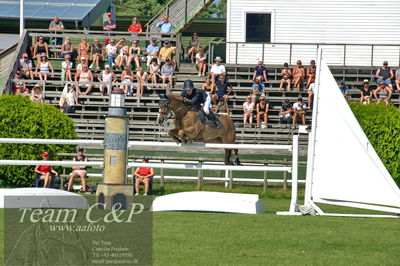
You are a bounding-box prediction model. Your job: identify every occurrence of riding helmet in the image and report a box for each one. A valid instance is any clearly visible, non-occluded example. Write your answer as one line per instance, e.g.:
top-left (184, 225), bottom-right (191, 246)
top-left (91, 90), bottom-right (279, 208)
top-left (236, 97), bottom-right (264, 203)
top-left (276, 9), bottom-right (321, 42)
top-left (183, 80), bottom-right (195, 91)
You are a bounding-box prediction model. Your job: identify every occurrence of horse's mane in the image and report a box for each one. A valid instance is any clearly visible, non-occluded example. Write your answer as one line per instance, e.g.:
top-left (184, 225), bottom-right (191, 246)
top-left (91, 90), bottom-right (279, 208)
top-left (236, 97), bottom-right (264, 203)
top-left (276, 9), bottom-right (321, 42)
top-left (168, 94), bottom-right (183, 102)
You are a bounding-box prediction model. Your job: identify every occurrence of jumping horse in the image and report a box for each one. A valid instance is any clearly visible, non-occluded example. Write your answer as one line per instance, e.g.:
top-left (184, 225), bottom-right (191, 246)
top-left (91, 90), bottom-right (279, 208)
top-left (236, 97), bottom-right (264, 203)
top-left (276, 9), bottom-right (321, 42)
top-left (157, 94), bottom-right (240, 165)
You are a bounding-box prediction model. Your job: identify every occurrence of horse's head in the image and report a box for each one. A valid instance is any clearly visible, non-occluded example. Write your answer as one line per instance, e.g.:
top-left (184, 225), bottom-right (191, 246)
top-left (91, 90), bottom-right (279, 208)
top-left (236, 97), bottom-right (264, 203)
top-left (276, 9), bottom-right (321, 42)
top-left (157, 94), bottom-right (172, 125)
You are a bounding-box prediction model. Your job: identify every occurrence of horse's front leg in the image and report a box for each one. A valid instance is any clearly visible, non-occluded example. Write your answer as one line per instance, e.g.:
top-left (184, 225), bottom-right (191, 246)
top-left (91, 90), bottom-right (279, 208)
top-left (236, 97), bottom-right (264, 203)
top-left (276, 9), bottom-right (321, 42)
top-left (169, 128), bottom-right (181, 144)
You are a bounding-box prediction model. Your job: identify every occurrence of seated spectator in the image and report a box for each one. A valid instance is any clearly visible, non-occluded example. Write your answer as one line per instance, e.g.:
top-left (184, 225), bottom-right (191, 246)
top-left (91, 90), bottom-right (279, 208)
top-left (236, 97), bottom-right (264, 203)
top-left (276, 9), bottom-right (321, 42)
top-left (128, 17), bottom-right (142, 37)
top-left (215, 97), bottom-right (230, 114)
top-left (360, 79), bottom-right (373, 104)
top-left (279, 99), bottom-right (292, 125)
top-left (374, 81), bottom-right (392, 105)
top-left (136, 67), bottom-right (148, 97)
top-left (76, 57), bottom-right (87, 72)
top-left (115, 38), bottom-right (129, 69)
top-left (159, 41), bottom-right (176, 64)
top-left (60, 37), bottom-right (74, 59)
top-left (212, 74), bottom-right (233, 106)
top-left (128, 40), bottom-right (141, 71)
top-left (279, 62), bottom-right (292, 91)
top-left (339, 80), bottom-right (349, 98)
top-left (149, 58), bottom-right (160, 86)
top-left (242, 96), bottom-right (254, 128)
top-left (146, 38), bottom-right (160, 66)
top-left (293, 60), bottom-right (305, 91)
top-left (98, 64), bottom-right (116, 96)
top-left (256, 96), bottom-right (269, 128)
top-left (121, 66), bottom-right (134, 96)
top-left (34, 152), bottom-right (58, 188)
top-left (210, 56), bottom-right (226, 87)
top-left (103, 13), bottom-right (116, 45)
top-left (59, 83), bottom-right (78, 112)
top-left (306, 60), bottom-right (316, 88)
top-left (19, 53), bottom-right (34, 80)
top-left (196, 47), bottom-right (207, 77)
top-left (90, 38), bottom-right (103, 70)
top-left (31, 84), bottom-right (43, 104)
top-left (187, 33), bottom-right (200, 63)
top-left (253, 60), bottom-right (267, 82)
top-left (202, 77), bottom-right (213, 93)
top-left (78, 36), bottom-right (90, 64)
top-left (133, 156), bottom-right (154, 196)
top-left (75, 64), bottom-right (94, 95)
top-left (12, 71), bottom-right (28, 94)
top-left (395, 68), bottom-right (400, 92)
top-left (292, 97), bottom-right (307, 126)
top-left (375, 61), bottom-right (393, 90)
top-left (49, 16), bottom-right (64, 45)
top-left (307, 83), bottom-right (315, 109)
top-left (33, 36), bottom-right (49, 63)
top-left (35, 54), bottom-right (54, 81)
top-left (61, 54), bottom-right (73, 81)
top-left (106, 39), bottom-right (117, 68)
top-left (252, 77), bottom-right (266, 97)
top-left (67, 147), bottom-right (88, 192)
top-left (161, 58), bottom-right (174, 89)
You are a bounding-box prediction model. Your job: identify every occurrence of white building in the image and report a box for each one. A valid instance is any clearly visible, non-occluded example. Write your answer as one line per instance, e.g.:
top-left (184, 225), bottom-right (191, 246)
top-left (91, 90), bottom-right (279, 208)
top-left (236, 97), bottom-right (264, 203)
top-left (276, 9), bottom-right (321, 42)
top-left (226, 0), bottom-right (400, 66)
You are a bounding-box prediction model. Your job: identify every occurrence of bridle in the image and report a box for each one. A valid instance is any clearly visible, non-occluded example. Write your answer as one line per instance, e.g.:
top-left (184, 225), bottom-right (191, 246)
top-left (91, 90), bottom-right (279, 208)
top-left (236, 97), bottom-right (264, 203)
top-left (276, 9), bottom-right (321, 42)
top-left (158, 101), bottom-right (174, 124)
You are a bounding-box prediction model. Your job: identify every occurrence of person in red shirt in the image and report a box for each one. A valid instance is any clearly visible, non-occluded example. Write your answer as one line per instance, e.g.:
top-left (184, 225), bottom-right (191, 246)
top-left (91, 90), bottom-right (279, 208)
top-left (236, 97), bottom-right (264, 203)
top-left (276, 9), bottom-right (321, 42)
top-left (34, 152), bottom-right (58, 188)
top-left (128, 17), bottom-right (142, 37)
top-left (133, 156), bottom-right (154, 196)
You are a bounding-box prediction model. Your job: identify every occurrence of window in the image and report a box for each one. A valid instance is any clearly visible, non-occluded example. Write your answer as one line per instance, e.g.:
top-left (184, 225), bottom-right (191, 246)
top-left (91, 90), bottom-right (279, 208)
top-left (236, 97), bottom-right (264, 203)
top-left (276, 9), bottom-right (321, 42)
top-left (246, 13), bottom-right (271, 43)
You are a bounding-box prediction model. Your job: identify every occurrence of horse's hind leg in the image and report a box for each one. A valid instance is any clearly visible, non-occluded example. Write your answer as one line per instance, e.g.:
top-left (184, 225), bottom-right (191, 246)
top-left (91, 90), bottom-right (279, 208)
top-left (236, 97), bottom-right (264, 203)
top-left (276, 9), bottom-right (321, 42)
top-left (224, 149), bottom-right (233, 165)
top-left (234, 149), bottom-right (240, 165)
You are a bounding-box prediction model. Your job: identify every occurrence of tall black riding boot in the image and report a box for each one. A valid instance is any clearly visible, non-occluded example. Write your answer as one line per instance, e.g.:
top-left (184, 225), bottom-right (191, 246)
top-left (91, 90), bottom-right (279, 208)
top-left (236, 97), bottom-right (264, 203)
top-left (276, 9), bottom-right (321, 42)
top-left (207, 112), bottom-right (222, 128)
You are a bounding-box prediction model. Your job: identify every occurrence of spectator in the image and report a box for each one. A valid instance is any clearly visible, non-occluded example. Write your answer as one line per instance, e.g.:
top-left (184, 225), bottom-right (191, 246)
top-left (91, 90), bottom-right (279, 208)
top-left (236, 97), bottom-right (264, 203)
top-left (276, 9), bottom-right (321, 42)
top-left (161, 58), bottom-right (174, 89)
top-left (128, 17), bottom-right (142, 37)
top-left (159, 41), bottom-right (176, 64)
top-left (67, 147), bottom-right (88, 193)
top-left (375, 61), bottom-right (393, 90)
top-left (12, 71), bottom-right (28, 94)
top-left (292, 97), bottom-right (307, 126)
top-left (149, 58), bottom-right (160, 86)
top-left (90, 38), bottom-right (103, 70)
top-left (60, 37), bottom-right (74, 59)
top-left (187, 33), bottom-right (200, 63)
top-left (279, 62), bottom-right (292, 91)
top-left (106, 39), bottom-right (117, 68)
top-left (98, 64), bottom-right (116, 96)
top-left (61, 54), bottom-right (73, 81)
top-left (215, 97), bottom-right (229, 114)
top-left (78, 36), bottom-right (90, 64)
top-left (33, 36), bottom-right (49, 63)
top-left (360, 79), bottom-right (373, 104)
top-left (293, 60), bottom-right (305, 91)
top-left (395, 68), bottom-right (400, 92)
top-left (49, 16), bottom-right (64, 45)
top-left (121, 65), bottom-right (134, 96)
top-left (212, 74), bottom-right (233, 106)
top-left (146, 38), bottom-right (160, 66)
top-left (242, 96), bottom-right (254, 128)
top-left (136, 67), bottom-right (148, 97)
top-left (115, 38), bottom-right (129, 69)
top-left (76, 57), bottom-right (87, 72)
top-left (256, 96), bottom-right (269, 128)
top-left (307, 83), bottom-right (315, 109)
top-left (103, 13), bottom-right (116, 45)
top-left (34, 152), bottom-right (58, 188)
top-left (253, 60), bottom-right (267, 82)
top-left (306, 60), bottom-right (316, 88)
top-left (202, 77), bottom-right (213, 93)
top-left (75, 64), bottom-right (94, 95)
top-left (279, 99), bottom-right (292, 125)
top-left (59, 83), bottom-right (78, 112)
top-left (35, 54), bottom-right (54, 81)
top-left (339, 80), bottom-right (349, 98)
top-left (133, 156), bottom-right (154, 196)
top-left (210, 56), bottom-right (226, 88)
top-left (19, 53), bottom-right (34, 80)
top-left (156, 15), bottom-right (176, 35)
top-left (252, 77), bottom-right (266, 97)
top-left (374, 81), bottom-right (392, 105)
top-left (127, 40), bottom-right (141, 71)
top-left (196, 47), bottom-right (207, 77)
top-left (31, 84), bottom-right (43, 104)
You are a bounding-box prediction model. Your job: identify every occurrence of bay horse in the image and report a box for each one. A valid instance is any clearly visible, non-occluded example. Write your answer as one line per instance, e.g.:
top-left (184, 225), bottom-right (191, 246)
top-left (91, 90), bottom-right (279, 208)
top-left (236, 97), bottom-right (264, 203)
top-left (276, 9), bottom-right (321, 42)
top-left (157, 94), bottom-right (240, 165)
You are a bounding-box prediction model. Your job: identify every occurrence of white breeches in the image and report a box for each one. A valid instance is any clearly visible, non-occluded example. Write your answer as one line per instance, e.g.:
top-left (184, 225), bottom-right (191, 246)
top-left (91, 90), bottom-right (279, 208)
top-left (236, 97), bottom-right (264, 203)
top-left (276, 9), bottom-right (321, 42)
top-left (202, 93), bottom-right (212, 115)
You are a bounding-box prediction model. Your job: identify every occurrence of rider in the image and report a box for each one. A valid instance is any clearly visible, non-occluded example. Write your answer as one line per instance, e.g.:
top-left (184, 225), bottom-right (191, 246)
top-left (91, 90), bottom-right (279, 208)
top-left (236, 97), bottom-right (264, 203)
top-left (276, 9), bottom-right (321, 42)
top-left (181, 79), bottom-right (222, 128)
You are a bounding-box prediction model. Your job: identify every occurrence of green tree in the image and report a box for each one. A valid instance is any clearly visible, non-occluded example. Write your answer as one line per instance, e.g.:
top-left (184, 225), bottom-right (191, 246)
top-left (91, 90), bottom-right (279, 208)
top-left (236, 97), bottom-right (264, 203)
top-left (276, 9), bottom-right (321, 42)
top-left (0, 96), bottom-right (78, 187)
top-left (113, 0), bottom-right (168, 16)
top-left (201, 0), bottom-right (227, 18)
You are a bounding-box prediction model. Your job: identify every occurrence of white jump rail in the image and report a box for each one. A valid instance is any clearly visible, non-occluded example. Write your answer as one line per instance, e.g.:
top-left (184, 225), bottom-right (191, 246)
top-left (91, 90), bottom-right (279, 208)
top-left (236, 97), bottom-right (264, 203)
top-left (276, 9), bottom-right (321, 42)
top-left (0, 138), bottom-right (103, 146)
top-left (129, 141), bottom-right (292, 150)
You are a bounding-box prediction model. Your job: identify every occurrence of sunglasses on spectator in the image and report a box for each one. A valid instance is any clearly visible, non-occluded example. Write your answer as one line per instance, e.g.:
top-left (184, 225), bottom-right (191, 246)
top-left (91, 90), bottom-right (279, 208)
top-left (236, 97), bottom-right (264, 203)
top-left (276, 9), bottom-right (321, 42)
top-left (23, 56), bottom-right (28, 58)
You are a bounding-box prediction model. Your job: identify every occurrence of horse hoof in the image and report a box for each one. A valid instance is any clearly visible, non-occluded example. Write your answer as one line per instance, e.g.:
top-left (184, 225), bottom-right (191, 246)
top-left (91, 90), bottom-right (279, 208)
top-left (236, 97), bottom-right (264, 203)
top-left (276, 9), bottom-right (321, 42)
top-left (235, 158), bottom-right (241, 165)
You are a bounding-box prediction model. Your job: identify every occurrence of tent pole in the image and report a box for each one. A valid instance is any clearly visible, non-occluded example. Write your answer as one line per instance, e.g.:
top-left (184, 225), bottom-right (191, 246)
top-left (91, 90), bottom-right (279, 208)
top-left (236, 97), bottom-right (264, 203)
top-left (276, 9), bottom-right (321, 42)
top-left (19, 0), bottom-right (24, 38)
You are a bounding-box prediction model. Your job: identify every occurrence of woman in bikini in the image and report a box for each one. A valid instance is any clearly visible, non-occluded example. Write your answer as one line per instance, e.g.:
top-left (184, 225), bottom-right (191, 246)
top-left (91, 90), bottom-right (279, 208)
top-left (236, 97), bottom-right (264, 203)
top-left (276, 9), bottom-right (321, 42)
top-left (78, 36), bottom-right (90, 64)
top-left (187, 33), bottom-right (200, 63)
top-left (128, 40), bottom-right (141, 70)
top-left (136, 67), bottom-right (148, 97)
top-left (35, 54), bottom-right (54, 81)
top-left (279, 62), bottom-right (292, 91)
top-left (115, 38), bottom-right (129, 69)
top-left (33, 36), bottom-right (49, 63)
top-left (293, 60), bottom-right (305, 91)
top-left (306, 60), bottom-right (316, 88)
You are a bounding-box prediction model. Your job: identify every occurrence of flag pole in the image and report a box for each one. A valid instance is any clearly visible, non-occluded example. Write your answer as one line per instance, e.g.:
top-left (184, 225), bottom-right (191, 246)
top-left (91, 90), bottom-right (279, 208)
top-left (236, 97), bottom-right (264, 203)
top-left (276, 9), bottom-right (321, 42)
top-left (20, 0), bottom-right (24, 38)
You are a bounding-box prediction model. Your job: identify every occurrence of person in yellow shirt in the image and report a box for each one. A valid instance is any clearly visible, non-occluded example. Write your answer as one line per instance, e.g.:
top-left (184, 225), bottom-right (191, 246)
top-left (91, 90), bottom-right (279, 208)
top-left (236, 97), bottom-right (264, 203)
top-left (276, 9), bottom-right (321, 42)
top-left (158, 41), bottom-right (176, 63)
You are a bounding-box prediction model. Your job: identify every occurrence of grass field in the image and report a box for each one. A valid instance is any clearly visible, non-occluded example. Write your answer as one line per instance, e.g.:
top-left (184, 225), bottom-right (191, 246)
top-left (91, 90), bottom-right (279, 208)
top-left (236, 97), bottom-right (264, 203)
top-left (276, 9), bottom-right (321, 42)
top-left (0, 186), bottom-right (399, 265)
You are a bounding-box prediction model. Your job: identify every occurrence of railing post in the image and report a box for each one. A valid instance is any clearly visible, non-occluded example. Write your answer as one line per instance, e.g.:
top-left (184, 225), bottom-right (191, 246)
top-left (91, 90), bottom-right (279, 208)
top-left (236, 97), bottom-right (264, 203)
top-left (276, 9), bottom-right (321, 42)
top-left (224, 169), bottom-right (229, 188)
top-left (160, 159), bottom-right (165, 188)
top-left (197, 161), bottom-right (203, 190)
top-left (228, 170), bottom-right (233, 189)
top-left (235, 42), bottom-right (238, 65)
top-left (289, 135), bottom-right (299, 213)
top-left (166, 4), bottom-right (170, 17)
top-left (184, 0), bottom-right (188, 23)
top-left (343, 44), bottom-right (347, 66)
top-left (262, 43), bottom-right (265, 63)
top-left (263, 164), bottom-right (268, 194)
top-left (283, 157), bottom-right (288, 190)
top-left (176, 33), bottom-right (182, 70)
top-left (371, 45), bottom-right (374, 67)
top-left (289, 43), bottom-right (292, 65)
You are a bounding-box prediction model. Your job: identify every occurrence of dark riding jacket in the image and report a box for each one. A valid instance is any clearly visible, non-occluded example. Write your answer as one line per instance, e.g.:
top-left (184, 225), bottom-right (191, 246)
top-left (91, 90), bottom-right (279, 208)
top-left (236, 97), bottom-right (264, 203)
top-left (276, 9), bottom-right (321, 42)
top-left (181, 89), bottom-right (206, 111)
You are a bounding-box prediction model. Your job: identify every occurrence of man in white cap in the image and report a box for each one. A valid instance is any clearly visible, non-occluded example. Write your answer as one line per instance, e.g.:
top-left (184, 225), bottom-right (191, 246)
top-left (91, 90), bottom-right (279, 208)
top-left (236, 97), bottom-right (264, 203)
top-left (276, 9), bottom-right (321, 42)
top-left (210, 56), bottom-right (226, 87)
